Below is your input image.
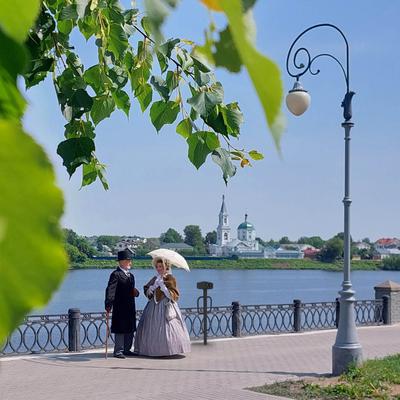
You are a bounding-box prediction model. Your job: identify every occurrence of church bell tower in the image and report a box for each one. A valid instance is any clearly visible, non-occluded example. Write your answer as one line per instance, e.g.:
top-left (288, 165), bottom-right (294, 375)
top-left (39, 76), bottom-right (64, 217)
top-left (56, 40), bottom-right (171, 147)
top-left (217, 195), bottom-right (231, 245)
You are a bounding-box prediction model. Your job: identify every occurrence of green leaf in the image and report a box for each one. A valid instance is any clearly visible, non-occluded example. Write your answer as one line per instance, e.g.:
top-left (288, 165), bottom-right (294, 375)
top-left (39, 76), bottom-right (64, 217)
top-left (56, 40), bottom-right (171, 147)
top-left (36, 10), bottom-right (56, 39)
top-left (135, 83), bottom-right (152, 112)
top-left (112, 89), bottom-right (130, 117)
top-left (84, 65), bottom-right (111, 95)
top-left (130, 42), bottom-right (152, 90)
top-left (158, 38), bottom-right (180, 58)
top-left (176, 47), bottom-right (194, 71)
top-left (24, 57), bottom-right (55, 88)
top-left (57, 137), bottom-right (95, 176)
top-left (57, 19), bottom-right (74, 35)
top-left (140, 16), bottom-right (152, 36)
top-left (187, 82), bottom-right (224, 117)
top-left (130, 65), bottom-right (151, 90)
top-left (202, 106), bottom-right (228, 136)
top-left (78, 15), bottom-right (97, 40)
top-left (70, 89), bottom-right (93, 112)
top-left (212, 147), bottom-right (237, 184)
top-left (187, 131), bottom-right (218, 169)
top-left (108, 23), bottom-right (129, 58)
top-left (165, 70), bottom-right (179, 91)
top-left (248, 150), bottom-right (264, 160)
top-left (64, 120), bottom-right (95, 139)
top-left (60, 4), bottom-right (78, 21)
top-left (156, 51), bottom-right (168, 73)
top-left (0, 0), bottom-right (40, 43)
top-left (108, 66), bottom-right (128, 88)
top-left (0, 120), bottom-right (67, 342)
top-left (0, 30), bottom-right (27, 80)
top-left (220, 102), bottom-right (243, 136)
top-left (191, 54), bottom-right (211, 73)
top-left (150, 75), bottom-right (170, 101)
top-left (0, 67), bottom-right (26, 121)
top-left (204, 131), bottom-right (220, 150)
top-left (66, 52), bottom-right (83, 76)
top-left (176, 118), bottom-right (192, 138)
top-left (220, 0), bottom-right (284, 149)
top-left (193, 67), bottom-right (211, 86)
top-left (190, 107), bottom-right (198, 121)
top-left (56, 68), bottom-right (86, 101)
top-left (90, 95), bottom-right (115, 125)
top-left (214, 25), bottom-right (242, 73)
top-left (82, 158), bottom-right (109, 190)
top-left (106, 6), bottom-right (125, 25)
top-left (150, 100), bottom-right (180, 131)
top-left (124, 50), bottom-right (135, 70)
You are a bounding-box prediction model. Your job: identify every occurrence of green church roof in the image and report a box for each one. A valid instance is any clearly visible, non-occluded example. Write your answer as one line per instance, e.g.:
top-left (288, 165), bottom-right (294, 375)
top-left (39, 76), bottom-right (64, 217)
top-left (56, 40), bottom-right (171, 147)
top-left (238, 214), bottom-right (255, 230)
top-left (238, 221), bottom-right (254, 230)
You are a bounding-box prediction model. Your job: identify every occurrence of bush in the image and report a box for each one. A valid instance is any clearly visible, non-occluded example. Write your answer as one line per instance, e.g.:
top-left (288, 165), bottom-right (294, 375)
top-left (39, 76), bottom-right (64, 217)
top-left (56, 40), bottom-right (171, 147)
top-left (65, 243), bottom-right (87, 263)
top-left (382, 256), bottom-right (400, 270)
top-left (318, 237), bottom-right (343, 262)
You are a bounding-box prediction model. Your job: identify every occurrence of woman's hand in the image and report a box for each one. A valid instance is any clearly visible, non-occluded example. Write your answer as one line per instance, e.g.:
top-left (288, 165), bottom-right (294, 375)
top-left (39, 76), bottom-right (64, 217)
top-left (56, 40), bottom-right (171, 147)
top-left (155, 275), bottom-right (164, 286)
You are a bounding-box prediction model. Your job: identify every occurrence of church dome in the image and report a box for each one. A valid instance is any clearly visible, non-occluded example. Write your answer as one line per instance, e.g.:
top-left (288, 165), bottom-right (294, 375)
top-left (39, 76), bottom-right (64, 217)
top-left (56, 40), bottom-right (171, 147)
top-left (237, 214), bottom-right (255, 230)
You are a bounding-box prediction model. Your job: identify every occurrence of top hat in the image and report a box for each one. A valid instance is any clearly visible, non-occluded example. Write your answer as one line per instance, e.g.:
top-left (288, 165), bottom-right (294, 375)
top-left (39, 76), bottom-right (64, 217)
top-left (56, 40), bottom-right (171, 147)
top-left (117, 249), bottom-right (132, 261)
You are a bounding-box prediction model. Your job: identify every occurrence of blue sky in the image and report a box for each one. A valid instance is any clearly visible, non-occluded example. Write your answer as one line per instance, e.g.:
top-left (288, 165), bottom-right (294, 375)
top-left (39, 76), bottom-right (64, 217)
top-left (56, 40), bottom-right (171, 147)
top-left (23, 0), bottom-right (400, 241)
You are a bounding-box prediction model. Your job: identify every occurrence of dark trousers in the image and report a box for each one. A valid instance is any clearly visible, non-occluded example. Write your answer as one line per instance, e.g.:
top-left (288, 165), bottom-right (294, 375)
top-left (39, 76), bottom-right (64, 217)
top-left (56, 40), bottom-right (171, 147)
top-left (114, 332), bottom-right (134, 355)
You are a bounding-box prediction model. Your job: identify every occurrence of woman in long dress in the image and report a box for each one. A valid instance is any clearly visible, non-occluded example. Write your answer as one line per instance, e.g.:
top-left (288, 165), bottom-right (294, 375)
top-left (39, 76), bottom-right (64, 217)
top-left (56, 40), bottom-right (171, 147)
top-left (134, 257), bottom-right (191, 356)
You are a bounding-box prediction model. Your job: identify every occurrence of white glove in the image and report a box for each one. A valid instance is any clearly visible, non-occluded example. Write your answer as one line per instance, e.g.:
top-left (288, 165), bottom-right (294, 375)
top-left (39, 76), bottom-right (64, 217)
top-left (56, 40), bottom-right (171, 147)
top-left (147, 276), bottom-right (162, 296)
top-left (158, 280), bottom-right (171, 299)
top-left (155, 275), bottom-right (163, 286)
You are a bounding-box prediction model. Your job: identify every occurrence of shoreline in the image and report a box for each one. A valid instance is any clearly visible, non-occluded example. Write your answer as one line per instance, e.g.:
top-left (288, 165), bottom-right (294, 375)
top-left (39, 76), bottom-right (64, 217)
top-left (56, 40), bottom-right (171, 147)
top-left (70, 258), bottom-right (386, 272)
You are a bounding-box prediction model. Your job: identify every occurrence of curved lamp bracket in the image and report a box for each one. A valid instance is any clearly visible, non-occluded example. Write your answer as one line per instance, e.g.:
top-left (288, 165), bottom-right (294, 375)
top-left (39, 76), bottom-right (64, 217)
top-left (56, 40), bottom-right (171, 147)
top-left (286, 23), bottom-right (354, 120)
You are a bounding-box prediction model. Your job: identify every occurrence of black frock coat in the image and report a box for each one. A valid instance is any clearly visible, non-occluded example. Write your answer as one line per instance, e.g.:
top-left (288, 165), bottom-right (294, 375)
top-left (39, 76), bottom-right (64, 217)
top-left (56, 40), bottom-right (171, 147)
top-left (105, 268), bottom-right (137, 334)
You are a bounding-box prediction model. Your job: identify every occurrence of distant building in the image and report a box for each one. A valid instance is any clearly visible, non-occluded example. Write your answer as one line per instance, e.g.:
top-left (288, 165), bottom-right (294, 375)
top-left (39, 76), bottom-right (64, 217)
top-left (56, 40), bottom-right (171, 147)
top-left (354, 242), bottom-right (371, 250)
top-left (374, 248), bottom-right (400, 260)
top-left (98, 244), bottom-right (113, 256)
top-left (115, 242), bottom-right (136, 255)
top-left (275, 247), bottom-right (304, 259)
top-left (209, 196), bottom-right (264, 258)
top-left (160, 243), bottom-right (194, 252)
top-left (303, 247), bottom-right (320, 259)
top-left (114, 236), bottom-right (147, 255)
top-left (375, 238), bottom-right (400, 249)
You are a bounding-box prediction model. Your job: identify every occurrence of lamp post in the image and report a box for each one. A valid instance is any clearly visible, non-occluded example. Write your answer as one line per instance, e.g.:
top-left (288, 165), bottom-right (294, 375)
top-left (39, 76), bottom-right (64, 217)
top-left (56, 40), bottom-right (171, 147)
top-left (285, 24), bottom-right (362, 376)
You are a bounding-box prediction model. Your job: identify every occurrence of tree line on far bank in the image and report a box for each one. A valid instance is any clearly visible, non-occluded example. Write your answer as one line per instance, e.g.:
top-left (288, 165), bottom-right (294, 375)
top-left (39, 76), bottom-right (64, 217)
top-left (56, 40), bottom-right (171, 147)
top-left (63, 228), bottom-right (400, 270)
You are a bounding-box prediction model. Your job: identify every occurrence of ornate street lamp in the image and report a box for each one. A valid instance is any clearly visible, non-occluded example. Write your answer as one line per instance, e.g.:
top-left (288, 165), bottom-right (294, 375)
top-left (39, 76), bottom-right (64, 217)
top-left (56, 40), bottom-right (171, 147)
top-left (285, 23), bottom-right (361, 375)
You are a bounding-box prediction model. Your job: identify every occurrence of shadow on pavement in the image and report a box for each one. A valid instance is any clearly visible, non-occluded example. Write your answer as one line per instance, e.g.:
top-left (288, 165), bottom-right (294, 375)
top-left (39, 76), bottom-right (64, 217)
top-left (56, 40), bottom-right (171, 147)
top-left (23, 358), bottom-right (323, 377)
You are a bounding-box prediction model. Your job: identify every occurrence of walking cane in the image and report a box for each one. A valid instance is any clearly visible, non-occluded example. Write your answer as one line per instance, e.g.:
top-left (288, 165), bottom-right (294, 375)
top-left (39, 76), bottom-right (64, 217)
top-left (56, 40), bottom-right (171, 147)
top-left (105, 310), bottom-right (110, 359)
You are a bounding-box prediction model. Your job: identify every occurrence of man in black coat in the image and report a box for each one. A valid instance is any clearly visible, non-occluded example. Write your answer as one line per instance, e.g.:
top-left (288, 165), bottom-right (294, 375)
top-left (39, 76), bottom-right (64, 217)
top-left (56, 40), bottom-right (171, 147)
top-left (105, 250), bottom-right (139, 358)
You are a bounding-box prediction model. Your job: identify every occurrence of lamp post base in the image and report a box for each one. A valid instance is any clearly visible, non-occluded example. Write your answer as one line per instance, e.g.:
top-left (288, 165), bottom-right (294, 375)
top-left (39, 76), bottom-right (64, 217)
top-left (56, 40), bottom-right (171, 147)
top-left (332, 344), bottom-right (363, 376)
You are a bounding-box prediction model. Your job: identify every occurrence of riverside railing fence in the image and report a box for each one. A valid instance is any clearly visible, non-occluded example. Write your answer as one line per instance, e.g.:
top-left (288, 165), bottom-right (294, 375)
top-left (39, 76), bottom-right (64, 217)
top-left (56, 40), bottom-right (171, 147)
top-left (1, 296), bottom-right (388, 356)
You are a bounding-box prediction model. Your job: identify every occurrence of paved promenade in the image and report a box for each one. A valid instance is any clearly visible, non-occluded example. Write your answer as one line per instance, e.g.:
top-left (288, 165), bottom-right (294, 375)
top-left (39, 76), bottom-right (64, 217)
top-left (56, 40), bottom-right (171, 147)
top-left (1, 325), bottom-right (400, 400)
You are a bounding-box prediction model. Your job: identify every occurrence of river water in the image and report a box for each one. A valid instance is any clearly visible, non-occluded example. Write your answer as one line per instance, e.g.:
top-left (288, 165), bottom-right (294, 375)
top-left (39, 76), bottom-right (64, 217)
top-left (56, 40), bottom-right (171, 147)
top-left (36, 269), bottom-right (400, 314)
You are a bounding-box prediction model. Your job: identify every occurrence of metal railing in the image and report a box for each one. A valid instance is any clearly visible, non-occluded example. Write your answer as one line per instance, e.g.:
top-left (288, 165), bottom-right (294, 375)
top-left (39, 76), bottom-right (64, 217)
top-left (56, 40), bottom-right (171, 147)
top-left (1, 298), bottom-right (385, 356)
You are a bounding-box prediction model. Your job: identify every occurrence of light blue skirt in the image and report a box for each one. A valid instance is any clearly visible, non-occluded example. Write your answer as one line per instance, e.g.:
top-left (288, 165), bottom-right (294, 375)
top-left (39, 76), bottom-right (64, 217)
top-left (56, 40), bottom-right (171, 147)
top-left (134, 297), bottom-right (191, 356)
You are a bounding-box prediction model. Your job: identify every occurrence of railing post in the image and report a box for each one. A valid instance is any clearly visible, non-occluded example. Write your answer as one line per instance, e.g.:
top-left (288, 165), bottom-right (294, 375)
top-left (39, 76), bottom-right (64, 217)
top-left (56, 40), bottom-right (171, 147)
top-left (197, 282), bottom-right (213, 345)
top-left (232, 301), bottom-right (241, 337)
top-left (335, 297), bottom-right (340, 328)
top-left (293, 299), bottom-right (302, 332)
top-left (68, 308), bottom-right (81, 352)
top-left (382, 295), bottom-right (391, 325)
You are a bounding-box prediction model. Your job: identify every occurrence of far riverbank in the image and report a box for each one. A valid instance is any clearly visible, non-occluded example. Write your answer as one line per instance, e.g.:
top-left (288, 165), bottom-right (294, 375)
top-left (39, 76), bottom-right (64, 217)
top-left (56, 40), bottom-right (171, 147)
top-left (71, 258), bottom-right (383, 271)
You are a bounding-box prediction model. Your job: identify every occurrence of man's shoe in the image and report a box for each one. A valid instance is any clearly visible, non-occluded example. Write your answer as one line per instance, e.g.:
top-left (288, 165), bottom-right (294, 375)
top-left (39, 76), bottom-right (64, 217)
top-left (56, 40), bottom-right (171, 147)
top-left (113, 353), bottom-right (126, 359)
top-left (123, 351), bottom-right (136, 357)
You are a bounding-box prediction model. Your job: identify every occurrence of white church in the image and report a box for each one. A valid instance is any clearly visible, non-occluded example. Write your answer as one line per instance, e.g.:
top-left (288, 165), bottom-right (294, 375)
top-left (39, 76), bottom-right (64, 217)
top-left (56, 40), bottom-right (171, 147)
top-left (209, 196), bottom-right (272, 258)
